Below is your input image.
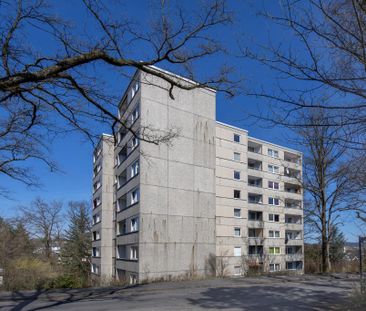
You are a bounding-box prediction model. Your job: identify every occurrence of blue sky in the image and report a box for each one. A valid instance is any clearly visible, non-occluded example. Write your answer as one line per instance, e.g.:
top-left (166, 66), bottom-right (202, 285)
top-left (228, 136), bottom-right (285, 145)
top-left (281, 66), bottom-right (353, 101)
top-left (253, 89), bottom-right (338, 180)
top-left (0, 1), bottom-right (364, 242)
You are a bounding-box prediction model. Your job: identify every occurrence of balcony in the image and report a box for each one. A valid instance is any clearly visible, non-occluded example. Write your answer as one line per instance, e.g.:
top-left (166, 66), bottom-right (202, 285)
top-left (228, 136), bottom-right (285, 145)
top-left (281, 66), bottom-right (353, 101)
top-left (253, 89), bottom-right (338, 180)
top-left (285, 199), bottom-right (302, 209)
top-left (248, 210), bottom-right (262, 220)
top-left (117, 170), bottom-right (127, 189)
top-left (284, 167), bottom-right (301, 179)
top-left (248, 176), bottom-right (262, 188)
top-left (285, 230), bottom-right (303, 245)
top-left (286, 261), bottom-right (303, 271)
top-left (284, 151), bottom-right (301, 164)
top-left (248, 193), bottom-right (263, 204)
top-left (248, 141), bottom-right (262, 154)
top-left (285, 215), bottom-right (302, 230)
top-left (285, 215), bottom-right (302, 223)
top-left (286, 246), bottom-right (303, 261)
top-left (248, 158), bottom-right (262, 171)
top-left (248, 246), bottom-right (263, 260)
top-left (117, 195), bottom-right (127, 212)
top-left (284, 182), bottom-right (301, 195)
top-left (117, 147), bottom-right (127, 166)
top-left (93, 180), bottom-right (101, 193)
top-left (93, 164), bottom-right (101, 178)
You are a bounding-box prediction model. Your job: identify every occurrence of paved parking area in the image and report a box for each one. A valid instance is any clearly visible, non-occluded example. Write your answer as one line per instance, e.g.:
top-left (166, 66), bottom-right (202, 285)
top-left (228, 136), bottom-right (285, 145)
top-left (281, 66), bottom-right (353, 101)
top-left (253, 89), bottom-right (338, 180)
top-left (0, 274), bottom-right (361, 310)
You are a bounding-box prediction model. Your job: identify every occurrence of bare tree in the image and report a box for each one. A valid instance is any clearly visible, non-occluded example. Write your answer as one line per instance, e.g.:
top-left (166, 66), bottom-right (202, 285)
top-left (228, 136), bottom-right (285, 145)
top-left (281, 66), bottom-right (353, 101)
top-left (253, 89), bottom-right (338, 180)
top-left (20, 197), bottom-right (63, 260)
top-left (242, 0), bottom-right (366, 147)
top-left (294, 109), bottom-right (363, 272)
top-left (0, 0), bottom-right (235, 189)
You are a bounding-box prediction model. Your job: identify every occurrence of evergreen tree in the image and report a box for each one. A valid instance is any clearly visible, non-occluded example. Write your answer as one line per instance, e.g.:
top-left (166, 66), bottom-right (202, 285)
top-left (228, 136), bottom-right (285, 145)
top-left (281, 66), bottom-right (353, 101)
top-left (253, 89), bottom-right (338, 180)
top-left (61, 201), bottom-right (91, 287)
top-left (329, 226), bottom-right (346, 264)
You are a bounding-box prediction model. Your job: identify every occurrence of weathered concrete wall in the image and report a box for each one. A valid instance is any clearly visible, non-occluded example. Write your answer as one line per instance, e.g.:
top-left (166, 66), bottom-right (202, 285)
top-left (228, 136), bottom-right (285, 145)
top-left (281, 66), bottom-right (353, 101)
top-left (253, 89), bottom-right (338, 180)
top-left (91, 135), bottom-right (115, 282)
top-left (138, 71), bottom-right (217, 281)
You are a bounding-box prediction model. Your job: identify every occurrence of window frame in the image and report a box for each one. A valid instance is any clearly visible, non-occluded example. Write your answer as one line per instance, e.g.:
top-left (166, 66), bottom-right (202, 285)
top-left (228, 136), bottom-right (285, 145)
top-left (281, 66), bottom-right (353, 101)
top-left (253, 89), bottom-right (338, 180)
top-left (233, 189), bottom-right (241, 199)
top-left (233, 133), bottom-right (240, 143)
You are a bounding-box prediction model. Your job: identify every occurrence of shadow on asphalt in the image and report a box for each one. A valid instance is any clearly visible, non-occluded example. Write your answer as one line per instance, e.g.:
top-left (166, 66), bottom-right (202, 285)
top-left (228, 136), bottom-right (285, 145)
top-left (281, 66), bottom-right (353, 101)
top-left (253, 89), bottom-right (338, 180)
top-left (5, 287), bottom-right (128, 311)
top-left (186, 285), bottom-right (347, 310)
top-left (2, 278), bottom-right (354, 311)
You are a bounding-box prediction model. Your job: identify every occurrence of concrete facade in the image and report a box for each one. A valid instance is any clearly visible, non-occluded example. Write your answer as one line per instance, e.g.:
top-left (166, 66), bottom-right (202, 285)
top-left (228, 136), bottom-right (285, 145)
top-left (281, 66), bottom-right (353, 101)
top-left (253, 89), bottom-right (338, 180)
top-left (91, 134), bottom-right (115, 282)
top-left (91, 68), bottom-right (304, 284)
top-left (216, 122), bottom-right (303, 275)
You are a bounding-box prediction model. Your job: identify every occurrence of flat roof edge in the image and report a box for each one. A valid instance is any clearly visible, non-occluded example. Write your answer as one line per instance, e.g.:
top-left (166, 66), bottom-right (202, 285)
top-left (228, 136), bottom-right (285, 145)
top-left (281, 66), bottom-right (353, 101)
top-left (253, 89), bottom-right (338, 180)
top-left (147, 66), bottom-right (217, 93)
top-left (216, 121), bottom-right (302, 155)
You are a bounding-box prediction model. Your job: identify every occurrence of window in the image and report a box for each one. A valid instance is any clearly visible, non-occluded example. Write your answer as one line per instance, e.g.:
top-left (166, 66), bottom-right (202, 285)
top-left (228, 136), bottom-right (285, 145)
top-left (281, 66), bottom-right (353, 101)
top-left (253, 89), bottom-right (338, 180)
top-left (234, 171), bottom-right (241, 180)
top-left (131, 160), bottom-right (139, 178)
top-left (269, 263), bottom-right (280, 272)
top-left (117, 245), bottom-right (126, 259)
top-left (248, 211), bottom-right (262, 221)
top-left (130, 217), bottom-right (139, 232)
top-left (234, 227), bottom-right (241, 237)
top-left (233, 134), bottom-right (240, 143)
top-left (269, 214), bottom-right (280, 222)
top-left (117, 196), bottom-right (127, 211)
top-left (92, 247), bottom-right (100, 257)
top-left (234, 152), bottom-right (241, 161)
top-left (93, 197), bottom-right (101, 209)
top-left (130, 246), bottom-right (138, 260)
top-left (118, 220), bottom-right (127, 235)
top-left (268, 197), bottom-right (280, 206)
top-left (131, 137), bottom-right (139, 150)
top-left (93, 213), bottom-right (101, 224)
top-left (91, 264), bottom-right (99, 274)
top-left (92, 231), bottom-right (100, 241)
top-left (93, 180), bottom-right (101, 192)
top-left (268, 148), bottom-right (279, 158)
top-left (234, 246), bottom-right (241, 257)
top-left (131, 189), bottom-right (140, 205)
top-left (269, 247), bottom-right (281, 255)
top-left (131, 81), bottom-right (140, 99)
top-left (268, 181), bottom-right (279, 190)
top-left (130, 104), bottom-right (140, 124)
top-left (234, 190), bottom-right (241, 199)
top-left (268, 165), bottom-right (279, 174)
top-left (234, 208), bottom-right (241, 218)
top-left (269, 230), bottom-right (280, 238)
top-left (130, 274), bottom-right (138, 285)
top-left (234, 266), bottom-right (242, 276)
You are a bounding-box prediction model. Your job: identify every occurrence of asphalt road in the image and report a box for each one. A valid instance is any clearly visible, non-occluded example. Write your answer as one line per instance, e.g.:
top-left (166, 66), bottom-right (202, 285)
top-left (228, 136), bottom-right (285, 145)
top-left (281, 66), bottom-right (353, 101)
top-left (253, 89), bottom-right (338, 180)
top-left (0, 274), bottom-right (361, 311)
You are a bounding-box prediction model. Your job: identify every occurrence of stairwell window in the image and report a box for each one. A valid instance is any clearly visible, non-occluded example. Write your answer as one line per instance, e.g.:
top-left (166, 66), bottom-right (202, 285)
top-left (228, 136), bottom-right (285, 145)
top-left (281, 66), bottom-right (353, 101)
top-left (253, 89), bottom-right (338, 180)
top-left (269, 214), bottom-right (280, 222)
top-left (269, 230), bottom-right (280, 238)
top-left (234, 190), bottom-right (241, 199)
top-left (269, 247), bottom-right (281, 255)
top-left (268, 197), bottom-right (280, 206)
top-left (233, 134), bottom-right (240, 143)
top-left (234, 152), bottom-right (241, 161)
top-left (234, 227), bottom-right (241, 237)
top-left (234, 246), bottom-right (241, 257)
top-left (268, 148), bottom-right (279, 158)
top-left (268, 165), bottom-right (279, 174)
top-left (234, 208), bottom-right (241, 218)
top-left (268, 181), bottom-right (279, 190)
top-left (269, 263), bottom-right (280, 272)
top-left (234, 171), bottom-right (241, 180)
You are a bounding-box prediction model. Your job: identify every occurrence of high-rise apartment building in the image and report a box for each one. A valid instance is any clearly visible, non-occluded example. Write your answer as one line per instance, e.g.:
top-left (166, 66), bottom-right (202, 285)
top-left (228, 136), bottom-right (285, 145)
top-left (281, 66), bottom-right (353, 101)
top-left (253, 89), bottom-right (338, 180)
top-left (91, 67), bottom-right (304, 284)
